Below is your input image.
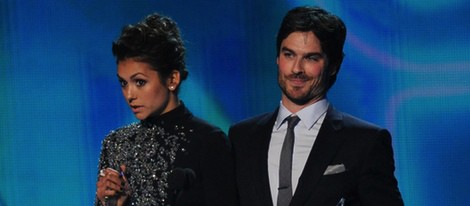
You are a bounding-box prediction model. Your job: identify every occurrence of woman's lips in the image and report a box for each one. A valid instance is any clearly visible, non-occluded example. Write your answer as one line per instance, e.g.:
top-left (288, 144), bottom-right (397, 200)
top-left (130, 105), bottom-right (143, 113)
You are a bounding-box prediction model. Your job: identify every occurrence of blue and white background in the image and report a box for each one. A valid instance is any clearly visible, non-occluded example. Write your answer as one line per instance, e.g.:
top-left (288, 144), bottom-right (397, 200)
top-left (1, 0), bottom-right (469, 205)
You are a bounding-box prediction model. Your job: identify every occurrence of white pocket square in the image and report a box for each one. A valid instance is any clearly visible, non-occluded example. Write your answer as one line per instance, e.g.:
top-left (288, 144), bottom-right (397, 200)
top-left (323, 163), bottom-right (346, 175)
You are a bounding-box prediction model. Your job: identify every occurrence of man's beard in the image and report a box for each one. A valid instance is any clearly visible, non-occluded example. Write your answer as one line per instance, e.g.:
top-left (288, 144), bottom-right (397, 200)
top-left (278, 72), bottom-right (329, 106)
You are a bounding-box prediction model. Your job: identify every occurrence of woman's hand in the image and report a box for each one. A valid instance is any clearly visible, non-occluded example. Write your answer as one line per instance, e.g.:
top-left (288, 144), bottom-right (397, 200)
top-left (96, 165), bottom-right (130, 206)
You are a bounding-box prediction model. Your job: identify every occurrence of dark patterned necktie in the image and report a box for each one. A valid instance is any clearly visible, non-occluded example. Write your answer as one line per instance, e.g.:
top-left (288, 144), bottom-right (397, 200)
top-left (277, 115), bottom-right (300, 206)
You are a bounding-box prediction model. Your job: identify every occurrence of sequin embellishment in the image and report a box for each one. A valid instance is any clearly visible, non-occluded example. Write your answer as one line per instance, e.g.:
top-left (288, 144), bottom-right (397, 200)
top-left (96, 121), bottom-right (191, 206)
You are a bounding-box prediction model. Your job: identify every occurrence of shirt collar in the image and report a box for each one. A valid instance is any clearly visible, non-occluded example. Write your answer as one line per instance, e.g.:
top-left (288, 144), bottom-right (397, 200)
top-left (275, 99), bottom-right (329, 130)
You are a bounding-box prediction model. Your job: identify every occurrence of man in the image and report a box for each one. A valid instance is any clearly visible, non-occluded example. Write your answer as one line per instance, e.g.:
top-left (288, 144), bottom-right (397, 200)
top-left (229, 6), bottom-right (404, 206)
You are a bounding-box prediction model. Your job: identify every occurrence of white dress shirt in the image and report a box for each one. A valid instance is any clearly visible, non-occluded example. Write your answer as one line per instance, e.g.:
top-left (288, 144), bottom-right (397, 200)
top-left (268, 99), bottom-right (329, 206)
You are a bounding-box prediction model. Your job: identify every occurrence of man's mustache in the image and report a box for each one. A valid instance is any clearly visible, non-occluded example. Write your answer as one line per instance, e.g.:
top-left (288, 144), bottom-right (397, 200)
top-left (286, 73), bottom-right (310, 80)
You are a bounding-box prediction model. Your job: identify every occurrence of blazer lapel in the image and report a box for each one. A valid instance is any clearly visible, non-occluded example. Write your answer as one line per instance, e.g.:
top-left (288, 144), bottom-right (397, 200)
top-left (291, 106), bottom-right (345, 205)
top-left (251, 110), bottom-right (278, 206)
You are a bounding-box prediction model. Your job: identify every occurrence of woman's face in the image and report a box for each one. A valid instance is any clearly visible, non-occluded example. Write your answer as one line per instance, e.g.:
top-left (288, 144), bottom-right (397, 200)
top-left (117, 59), bottom-right (174, 120)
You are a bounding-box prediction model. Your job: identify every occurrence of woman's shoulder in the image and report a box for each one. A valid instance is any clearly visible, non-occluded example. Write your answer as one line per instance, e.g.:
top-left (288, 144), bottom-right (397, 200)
top-left (103, 123), bottom-right (140, 141)
top-left (184, 115), bottom-right (224, 136)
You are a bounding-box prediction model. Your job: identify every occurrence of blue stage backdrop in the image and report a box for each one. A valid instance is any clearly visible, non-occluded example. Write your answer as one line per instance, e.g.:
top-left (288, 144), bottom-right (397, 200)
top-left (1, 0), bottom-right (469, 205)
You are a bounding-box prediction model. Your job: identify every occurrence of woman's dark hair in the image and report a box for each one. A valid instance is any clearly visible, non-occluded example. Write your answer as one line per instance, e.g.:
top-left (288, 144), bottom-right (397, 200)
top-left (276, 6), bottom-right (346, 90)
top-left (112, 13), bottom-right (188, 93)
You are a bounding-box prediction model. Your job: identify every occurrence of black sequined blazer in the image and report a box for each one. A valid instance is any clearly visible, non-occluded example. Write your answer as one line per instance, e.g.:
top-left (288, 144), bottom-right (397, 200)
top-left (96, 103), bottom-right (238, 205)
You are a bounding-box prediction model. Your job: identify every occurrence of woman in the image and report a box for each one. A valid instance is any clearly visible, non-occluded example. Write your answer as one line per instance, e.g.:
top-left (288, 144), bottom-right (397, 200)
top-left (95, 13), bottom-right (238, 206)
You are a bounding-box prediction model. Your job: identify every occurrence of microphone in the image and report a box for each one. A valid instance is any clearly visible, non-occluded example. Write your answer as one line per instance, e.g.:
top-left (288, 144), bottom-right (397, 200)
top-left (105, 196), bottom-right (117, 206)
top-left (168, 168), bottom-right (196, 205)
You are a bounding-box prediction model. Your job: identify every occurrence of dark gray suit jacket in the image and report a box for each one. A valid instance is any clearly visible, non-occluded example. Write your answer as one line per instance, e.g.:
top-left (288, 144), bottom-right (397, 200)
top-left (228, 106), bottom-right (404, 206)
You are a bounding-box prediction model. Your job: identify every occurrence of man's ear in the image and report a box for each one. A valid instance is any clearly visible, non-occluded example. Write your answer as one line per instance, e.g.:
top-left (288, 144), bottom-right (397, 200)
top-left (330, 65), bottom-right (339, 76)
top-left (329, 56), bottom-right (343, 76)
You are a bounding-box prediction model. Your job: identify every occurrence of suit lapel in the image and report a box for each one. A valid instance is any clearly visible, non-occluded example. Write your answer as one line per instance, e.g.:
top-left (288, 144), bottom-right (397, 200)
top-left (251, 111), bottom-right (278, 206)
top-left (291, 106), bottom-right (344, 205)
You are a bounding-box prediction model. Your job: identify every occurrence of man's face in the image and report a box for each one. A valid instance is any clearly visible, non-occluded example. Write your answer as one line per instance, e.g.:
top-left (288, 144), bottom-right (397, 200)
top-left (277, 31), bottom-right (332, 108)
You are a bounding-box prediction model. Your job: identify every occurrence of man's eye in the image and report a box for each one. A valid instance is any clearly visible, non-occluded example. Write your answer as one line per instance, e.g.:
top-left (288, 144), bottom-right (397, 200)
top-left (305, 54), bottom-right (322, 61)
top-left (136, 79), bottom-right (147, 87)
top-left (306, 56), bottom-right (318, 61)
top-left (283, 52), bottom-right (294, 58)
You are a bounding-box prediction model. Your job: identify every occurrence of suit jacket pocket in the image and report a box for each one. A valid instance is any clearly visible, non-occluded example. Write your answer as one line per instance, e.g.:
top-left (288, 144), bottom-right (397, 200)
top-left (318, 171), bottom-right (356, 195)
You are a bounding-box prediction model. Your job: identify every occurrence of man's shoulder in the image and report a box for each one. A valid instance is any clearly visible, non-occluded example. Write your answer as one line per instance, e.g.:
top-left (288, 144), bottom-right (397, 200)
top-left (228, 111), bottom-right (276, 146)
top-left (338, 111), bottom-right (384, 131)
top-left (231, 111), bottom-right (276, 129)
top-left (228, 111), bottom-right (278, 140)
top-left (326, 108), bottom-right (393, 147)
top-left (327, 107), bottom-right (384, 130)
